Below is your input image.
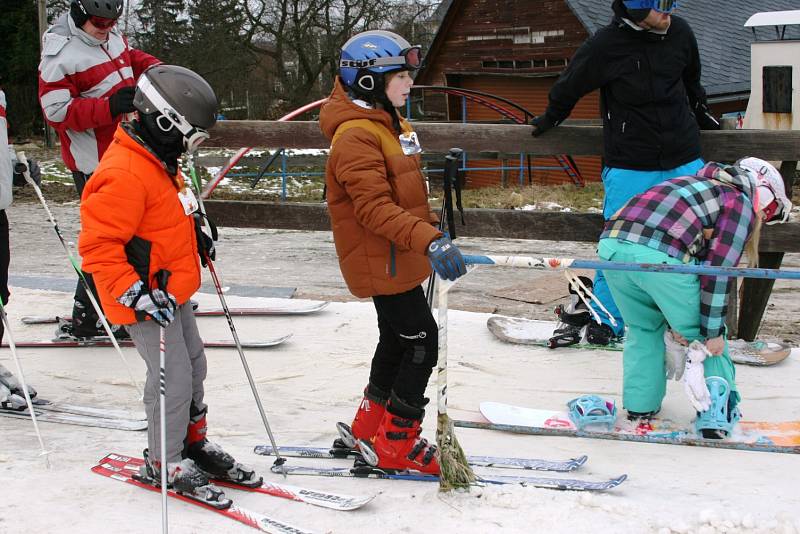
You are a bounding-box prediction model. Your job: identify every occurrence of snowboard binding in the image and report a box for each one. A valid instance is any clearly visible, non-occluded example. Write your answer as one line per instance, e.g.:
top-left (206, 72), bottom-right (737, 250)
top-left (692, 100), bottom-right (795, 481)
top-left (548, 276), bottom-right (594, 349)
top-left (694, 376), bottom-right (741, 439)
top-left (567, 395), bottom-right (618, 431)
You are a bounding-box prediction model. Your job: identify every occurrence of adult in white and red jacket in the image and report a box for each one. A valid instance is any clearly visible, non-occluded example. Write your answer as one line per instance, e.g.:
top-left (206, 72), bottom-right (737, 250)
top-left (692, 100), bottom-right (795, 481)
top-left (38, 0), bottom-right (160, 339)
top-left (38, 0), bottom-right (160, 194)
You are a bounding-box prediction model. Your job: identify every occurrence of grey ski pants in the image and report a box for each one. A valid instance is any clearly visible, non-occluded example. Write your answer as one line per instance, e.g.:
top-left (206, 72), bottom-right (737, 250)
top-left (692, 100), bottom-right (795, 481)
top-left (126, 303), bottom-right (207, 464)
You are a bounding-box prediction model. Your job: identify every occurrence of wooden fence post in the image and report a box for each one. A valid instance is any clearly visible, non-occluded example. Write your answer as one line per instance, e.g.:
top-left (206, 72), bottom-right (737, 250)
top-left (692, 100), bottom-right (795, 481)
top-left (737, 160), bottom-right (797, 340)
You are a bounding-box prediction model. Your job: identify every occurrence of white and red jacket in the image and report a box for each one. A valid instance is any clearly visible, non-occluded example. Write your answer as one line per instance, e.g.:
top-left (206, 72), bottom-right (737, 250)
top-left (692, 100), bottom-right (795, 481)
top-left (38, 13), bottom-right (159, 174)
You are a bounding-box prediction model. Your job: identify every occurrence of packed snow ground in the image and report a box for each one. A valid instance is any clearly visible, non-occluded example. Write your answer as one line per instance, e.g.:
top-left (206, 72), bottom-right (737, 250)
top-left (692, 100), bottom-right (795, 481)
top-left (2, 287), bottom-right (800, 534)
top-left (3, 203), bottom-right (800, 533)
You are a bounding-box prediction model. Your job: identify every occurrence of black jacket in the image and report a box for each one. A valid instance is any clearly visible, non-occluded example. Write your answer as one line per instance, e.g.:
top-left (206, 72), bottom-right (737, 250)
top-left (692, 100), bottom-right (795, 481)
top-left (541, 4), bottom-right (716, 170)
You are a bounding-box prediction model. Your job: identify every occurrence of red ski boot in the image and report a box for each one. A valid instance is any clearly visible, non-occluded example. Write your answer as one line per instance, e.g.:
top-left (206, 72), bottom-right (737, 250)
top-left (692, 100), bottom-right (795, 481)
top-left (334, 383), bottom-right (389, 452)
top-left (364, 393), bottom-right (439, 475)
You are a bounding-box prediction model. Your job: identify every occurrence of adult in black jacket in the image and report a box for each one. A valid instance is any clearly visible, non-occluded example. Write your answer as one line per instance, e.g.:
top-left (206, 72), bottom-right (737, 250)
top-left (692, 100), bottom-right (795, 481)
top-left (532, 0), bottom-right (720, 347)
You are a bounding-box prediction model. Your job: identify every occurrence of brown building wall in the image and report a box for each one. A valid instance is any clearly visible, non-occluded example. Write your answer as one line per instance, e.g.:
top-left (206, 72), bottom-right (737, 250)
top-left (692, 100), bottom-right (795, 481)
top-left (417, 0), bottom-right (604, 187)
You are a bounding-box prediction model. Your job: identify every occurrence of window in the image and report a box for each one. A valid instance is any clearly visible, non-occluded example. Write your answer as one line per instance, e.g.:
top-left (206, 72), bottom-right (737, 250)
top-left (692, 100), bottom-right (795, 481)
top-left (763, 66), bottom-right (793, 113)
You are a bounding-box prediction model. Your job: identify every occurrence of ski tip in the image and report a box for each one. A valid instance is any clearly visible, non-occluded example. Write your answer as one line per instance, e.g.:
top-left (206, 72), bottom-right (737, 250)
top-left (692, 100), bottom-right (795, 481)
top-left (572, 455), bottom-right (589, 467)
top-left (611, 474), bottom-right (628, 486)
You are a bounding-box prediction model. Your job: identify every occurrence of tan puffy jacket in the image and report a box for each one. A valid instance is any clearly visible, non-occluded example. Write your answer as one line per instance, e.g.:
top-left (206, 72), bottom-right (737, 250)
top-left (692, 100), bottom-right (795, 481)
top-left (320, 78), bottom-right (441, 298)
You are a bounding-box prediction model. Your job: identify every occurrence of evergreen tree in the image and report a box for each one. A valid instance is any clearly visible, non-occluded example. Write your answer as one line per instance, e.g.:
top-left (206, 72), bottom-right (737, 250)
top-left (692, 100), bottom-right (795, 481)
top-left (0, 0), bottom-right (42, 136)
top-left (184, 0), bottom-right (255, 106)
top-left (134, 0), bottom-right (189, 63)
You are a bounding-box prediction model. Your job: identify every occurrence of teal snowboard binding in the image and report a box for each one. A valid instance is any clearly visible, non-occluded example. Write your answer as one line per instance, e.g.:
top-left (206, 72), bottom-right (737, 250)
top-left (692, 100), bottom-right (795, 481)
top-left (567, 395), bottom-right (618, 431)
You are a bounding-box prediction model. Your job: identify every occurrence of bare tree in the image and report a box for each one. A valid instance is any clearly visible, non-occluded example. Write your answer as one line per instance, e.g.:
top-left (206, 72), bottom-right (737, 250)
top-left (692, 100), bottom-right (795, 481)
top-left (243, 0), bottom-right (392, 114)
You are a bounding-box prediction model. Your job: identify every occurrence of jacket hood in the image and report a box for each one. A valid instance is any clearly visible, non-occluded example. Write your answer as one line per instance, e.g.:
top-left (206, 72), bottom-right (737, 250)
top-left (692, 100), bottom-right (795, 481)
top-left (319, 78), bottom-right (395, 140)
top-left (46, 12), bottom-right (122, 47)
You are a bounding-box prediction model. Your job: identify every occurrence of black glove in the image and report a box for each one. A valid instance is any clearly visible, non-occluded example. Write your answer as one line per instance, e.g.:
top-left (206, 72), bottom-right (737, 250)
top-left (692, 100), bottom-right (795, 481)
top-left (12, 158), bottom-right (41, 186)
top-left (194, 213), bottom-right (218, 267)
top-left (530, 114), bottom-right (557, 137)
top-left (109, 86), bottom-right (136, 117)
top-left (694, 102), bottom-right (720, 131)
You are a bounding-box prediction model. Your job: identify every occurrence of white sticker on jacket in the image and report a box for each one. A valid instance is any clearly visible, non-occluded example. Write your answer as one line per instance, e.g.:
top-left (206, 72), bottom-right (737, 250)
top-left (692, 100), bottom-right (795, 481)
top-left (399, 131), bottom-right (422, 155)
top-left (178, 188), bottom-right (199, 215)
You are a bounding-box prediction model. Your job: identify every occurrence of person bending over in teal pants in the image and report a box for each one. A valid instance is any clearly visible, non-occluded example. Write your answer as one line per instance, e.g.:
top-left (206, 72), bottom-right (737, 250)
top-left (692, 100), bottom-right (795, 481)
top-left (598, 158), bottom-right (792, 438)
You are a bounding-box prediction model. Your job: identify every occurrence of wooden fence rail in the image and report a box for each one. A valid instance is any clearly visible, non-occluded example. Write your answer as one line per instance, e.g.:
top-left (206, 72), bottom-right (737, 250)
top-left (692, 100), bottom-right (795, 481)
top-left (203, 121), bottom-right (799, 341)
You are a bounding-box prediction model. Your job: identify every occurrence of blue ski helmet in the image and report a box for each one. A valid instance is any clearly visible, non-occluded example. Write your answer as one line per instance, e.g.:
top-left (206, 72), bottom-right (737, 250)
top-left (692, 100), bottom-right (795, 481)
top-left (339, 30), bottom-right (422, 99)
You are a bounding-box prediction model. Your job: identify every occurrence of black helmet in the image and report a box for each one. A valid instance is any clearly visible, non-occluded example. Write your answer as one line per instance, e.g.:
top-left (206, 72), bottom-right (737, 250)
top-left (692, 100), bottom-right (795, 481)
top-left (70, 0), bottom-right (124, 26)
top-left (133, 65), bottom-right (218, 153)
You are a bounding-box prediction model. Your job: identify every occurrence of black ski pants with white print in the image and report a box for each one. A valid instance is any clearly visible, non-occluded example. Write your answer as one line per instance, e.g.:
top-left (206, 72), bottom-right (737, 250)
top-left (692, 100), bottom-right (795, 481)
top-left (370, 285), bottom-right (437, 408)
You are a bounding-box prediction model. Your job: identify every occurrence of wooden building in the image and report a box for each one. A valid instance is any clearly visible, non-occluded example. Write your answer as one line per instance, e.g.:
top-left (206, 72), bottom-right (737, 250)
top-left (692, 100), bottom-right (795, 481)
top-left (416, 0), bottom-right (800, 187)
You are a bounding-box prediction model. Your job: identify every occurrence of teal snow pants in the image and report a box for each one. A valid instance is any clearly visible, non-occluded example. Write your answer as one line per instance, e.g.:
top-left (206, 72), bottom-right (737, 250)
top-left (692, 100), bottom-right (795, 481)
top-left (597, 238), bottom-right (738, 413)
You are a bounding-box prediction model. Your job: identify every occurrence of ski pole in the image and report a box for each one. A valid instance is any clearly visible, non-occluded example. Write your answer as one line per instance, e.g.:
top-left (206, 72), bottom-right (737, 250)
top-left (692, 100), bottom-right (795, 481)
top-left (15, 152), bottom-right (143, 397)
top-left (185, 154), bottom-right (287, 475)
top-left (155, 270), bottom-right (171, 534)
top-left (463, 254), bottom-right (800, 280)
top-left (426, 148), bottom-right (463, 308)
top-left (0, 301), bottom-right (51, 465)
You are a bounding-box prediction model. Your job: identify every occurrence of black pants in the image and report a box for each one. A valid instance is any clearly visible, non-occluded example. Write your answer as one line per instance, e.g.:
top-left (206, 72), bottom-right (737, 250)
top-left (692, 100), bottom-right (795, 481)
top-left (0, 210), bottom-right (9, 345)
top-left (370, 286), bottom-right (438, 407)
top-left (70, 171), bottom-right (105, 336)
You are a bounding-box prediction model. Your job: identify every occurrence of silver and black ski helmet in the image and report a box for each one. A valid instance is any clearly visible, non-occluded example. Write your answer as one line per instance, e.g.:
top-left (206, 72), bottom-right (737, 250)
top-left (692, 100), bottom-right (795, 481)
top-left (134, 65), bottom-right (218, 153)
top-left (71, 0), bottom-right (124, 21)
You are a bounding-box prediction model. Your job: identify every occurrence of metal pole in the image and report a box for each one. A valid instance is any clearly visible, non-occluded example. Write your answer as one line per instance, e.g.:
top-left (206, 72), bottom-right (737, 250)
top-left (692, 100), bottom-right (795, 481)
top-left (37, 0), bottom-right (55, 148)
top-left (463, 254), bottom-right (800, 280)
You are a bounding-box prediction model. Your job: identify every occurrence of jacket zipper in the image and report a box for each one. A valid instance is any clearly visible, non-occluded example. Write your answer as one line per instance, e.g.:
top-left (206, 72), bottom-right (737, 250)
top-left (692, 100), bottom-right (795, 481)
top-left (389, 243), bottom-right (397, 278)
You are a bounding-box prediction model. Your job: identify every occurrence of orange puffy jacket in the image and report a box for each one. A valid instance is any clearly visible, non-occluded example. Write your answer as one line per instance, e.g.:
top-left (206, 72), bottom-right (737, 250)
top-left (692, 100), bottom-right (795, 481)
top-left (78, 125), bottom-right (201, 324)
top-left (320, 78), bottom-right (441, 298)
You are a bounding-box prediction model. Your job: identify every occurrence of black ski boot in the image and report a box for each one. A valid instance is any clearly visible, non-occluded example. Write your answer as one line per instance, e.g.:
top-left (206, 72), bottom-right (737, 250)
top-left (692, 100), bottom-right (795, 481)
top-left (184, 408), bottom-right (263, 488)
top-left (137, 449), bottom-right (232, 509)
top-left (548, 276), bottom-right (593, 348)
top-left (0, 363), bottom-right (37, 410)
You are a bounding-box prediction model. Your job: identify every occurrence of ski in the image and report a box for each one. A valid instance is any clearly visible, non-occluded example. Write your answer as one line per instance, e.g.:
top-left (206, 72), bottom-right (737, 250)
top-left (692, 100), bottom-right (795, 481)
top-left (0, 407), bottom-right (147, 431)
top-left (21, 302), bottom-right (329, 325)
top-left (253, 445), bottom-right (588, 473)
top-left (29, 398), bottom-right (145, 421)
top-left (102, 453), bottom-right (375, 511)
top-left (93, 455), bottom-right (317, 534)
top-left (269, 464), bottom-right (626, 492)
top-left (1, 334), bottom-right (291, 349)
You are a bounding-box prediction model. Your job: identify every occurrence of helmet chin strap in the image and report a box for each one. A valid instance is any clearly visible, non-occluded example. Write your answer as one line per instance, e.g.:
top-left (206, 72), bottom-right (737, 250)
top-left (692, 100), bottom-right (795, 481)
top-left (138, 76), bottom-right (209, 154)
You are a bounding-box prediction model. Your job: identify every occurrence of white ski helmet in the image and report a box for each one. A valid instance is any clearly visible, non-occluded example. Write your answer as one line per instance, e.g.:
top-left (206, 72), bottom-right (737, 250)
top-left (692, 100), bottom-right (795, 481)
top-left (736, 157), bottom-right (793, 224)
top-left (133, 65), bottom-right (218, 154)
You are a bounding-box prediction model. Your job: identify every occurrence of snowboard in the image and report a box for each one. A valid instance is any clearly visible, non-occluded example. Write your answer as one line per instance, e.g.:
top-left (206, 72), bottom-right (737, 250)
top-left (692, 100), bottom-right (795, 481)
top-left (455, 401), bottom-right (800, 454)
top-left (487, 315), bottom-right (793, 367)
top-left (20, 301), bottom-right (329, 325)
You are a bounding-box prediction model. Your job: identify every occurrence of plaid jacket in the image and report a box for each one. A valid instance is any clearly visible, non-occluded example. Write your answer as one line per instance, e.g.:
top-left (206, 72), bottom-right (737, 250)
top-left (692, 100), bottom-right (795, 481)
top-left (601, 162), bottom-right (757, 338)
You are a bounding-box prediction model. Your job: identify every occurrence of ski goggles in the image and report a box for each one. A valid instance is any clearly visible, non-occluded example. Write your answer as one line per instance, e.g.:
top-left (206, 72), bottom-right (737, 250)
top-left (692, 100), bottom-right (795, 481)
top-left (138, 76), bottom-right (210, 154)
top-left (88, 15), bottom-right (118, 29)
top-left (622, 0), bottom-right (678, 14)
top-left (340, 46), bottom-right (423, 71)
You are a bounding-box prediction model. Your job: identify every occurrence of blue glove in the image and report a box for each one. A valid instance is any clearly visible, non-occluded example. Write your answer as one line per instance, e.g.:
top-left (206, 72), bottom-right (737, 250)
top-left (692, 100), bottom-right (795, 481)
top-left (427, 236), bottom-right (466, 281)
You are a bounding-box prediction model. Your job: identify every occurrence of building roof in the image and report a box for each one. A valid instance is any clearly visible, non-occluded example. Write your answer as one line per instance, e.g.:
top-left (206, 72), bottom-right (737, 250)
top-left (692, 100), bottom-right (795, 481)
top-left (564, 0), bottom-right (800, 99)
